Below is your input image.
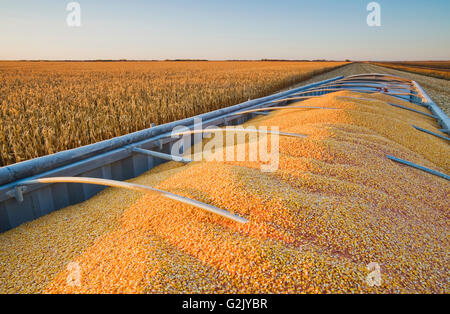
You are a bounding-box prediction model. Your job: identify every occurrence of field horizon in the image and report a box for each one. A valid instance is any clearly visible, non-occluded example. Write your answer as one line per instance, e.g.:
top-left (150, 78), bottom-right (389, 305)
top-left (1, 59), bottom-right (449, 62)
top-left (1, 0), bottom-right (449, 298)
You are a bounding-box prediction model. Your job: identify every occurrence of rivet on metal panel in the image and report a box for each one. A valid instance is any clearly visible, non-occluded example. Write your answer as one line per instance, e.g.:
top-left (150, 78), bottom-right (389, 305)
top-left (7, 186), bottom-right (27, 203)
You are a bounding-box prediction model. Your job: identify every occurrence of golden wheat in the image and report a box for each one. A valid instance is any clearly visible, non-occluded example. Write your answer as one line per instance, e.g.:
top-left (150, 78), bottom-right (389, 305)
top-left (372, 62), bottom-right (450, 80)
top-left (0, 61), bottom-right (346, 166)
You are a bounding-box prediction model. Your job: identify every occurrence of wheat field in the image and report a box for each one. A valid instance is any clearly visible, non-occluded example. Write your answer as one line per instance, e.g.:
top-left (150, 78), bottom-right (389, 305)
top-left (372, 61), bottom-right (450, 80)
top-left (0, 61), bottom-right (346, 167)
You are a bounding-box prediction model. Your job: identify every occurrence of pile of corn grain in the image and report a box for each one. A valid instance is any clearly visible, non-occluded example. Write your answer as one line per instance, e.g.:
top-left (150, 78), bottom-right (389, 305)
top-left (1, 91), bottom-right (448, 294)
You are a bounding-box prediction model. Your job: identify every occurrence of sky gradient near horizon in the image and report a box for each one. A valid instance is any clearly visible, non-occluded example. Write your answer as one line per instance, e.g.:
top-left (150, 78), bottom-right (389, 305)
top-left (1, 0), bottom-right (449, 60)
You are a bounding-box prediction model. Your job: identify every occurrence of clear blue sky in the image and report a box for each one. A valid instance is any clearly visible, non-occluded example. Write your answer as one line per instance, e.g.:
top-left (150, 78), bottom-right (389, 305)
top-left (1, 0), bottom-right (449, 60)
